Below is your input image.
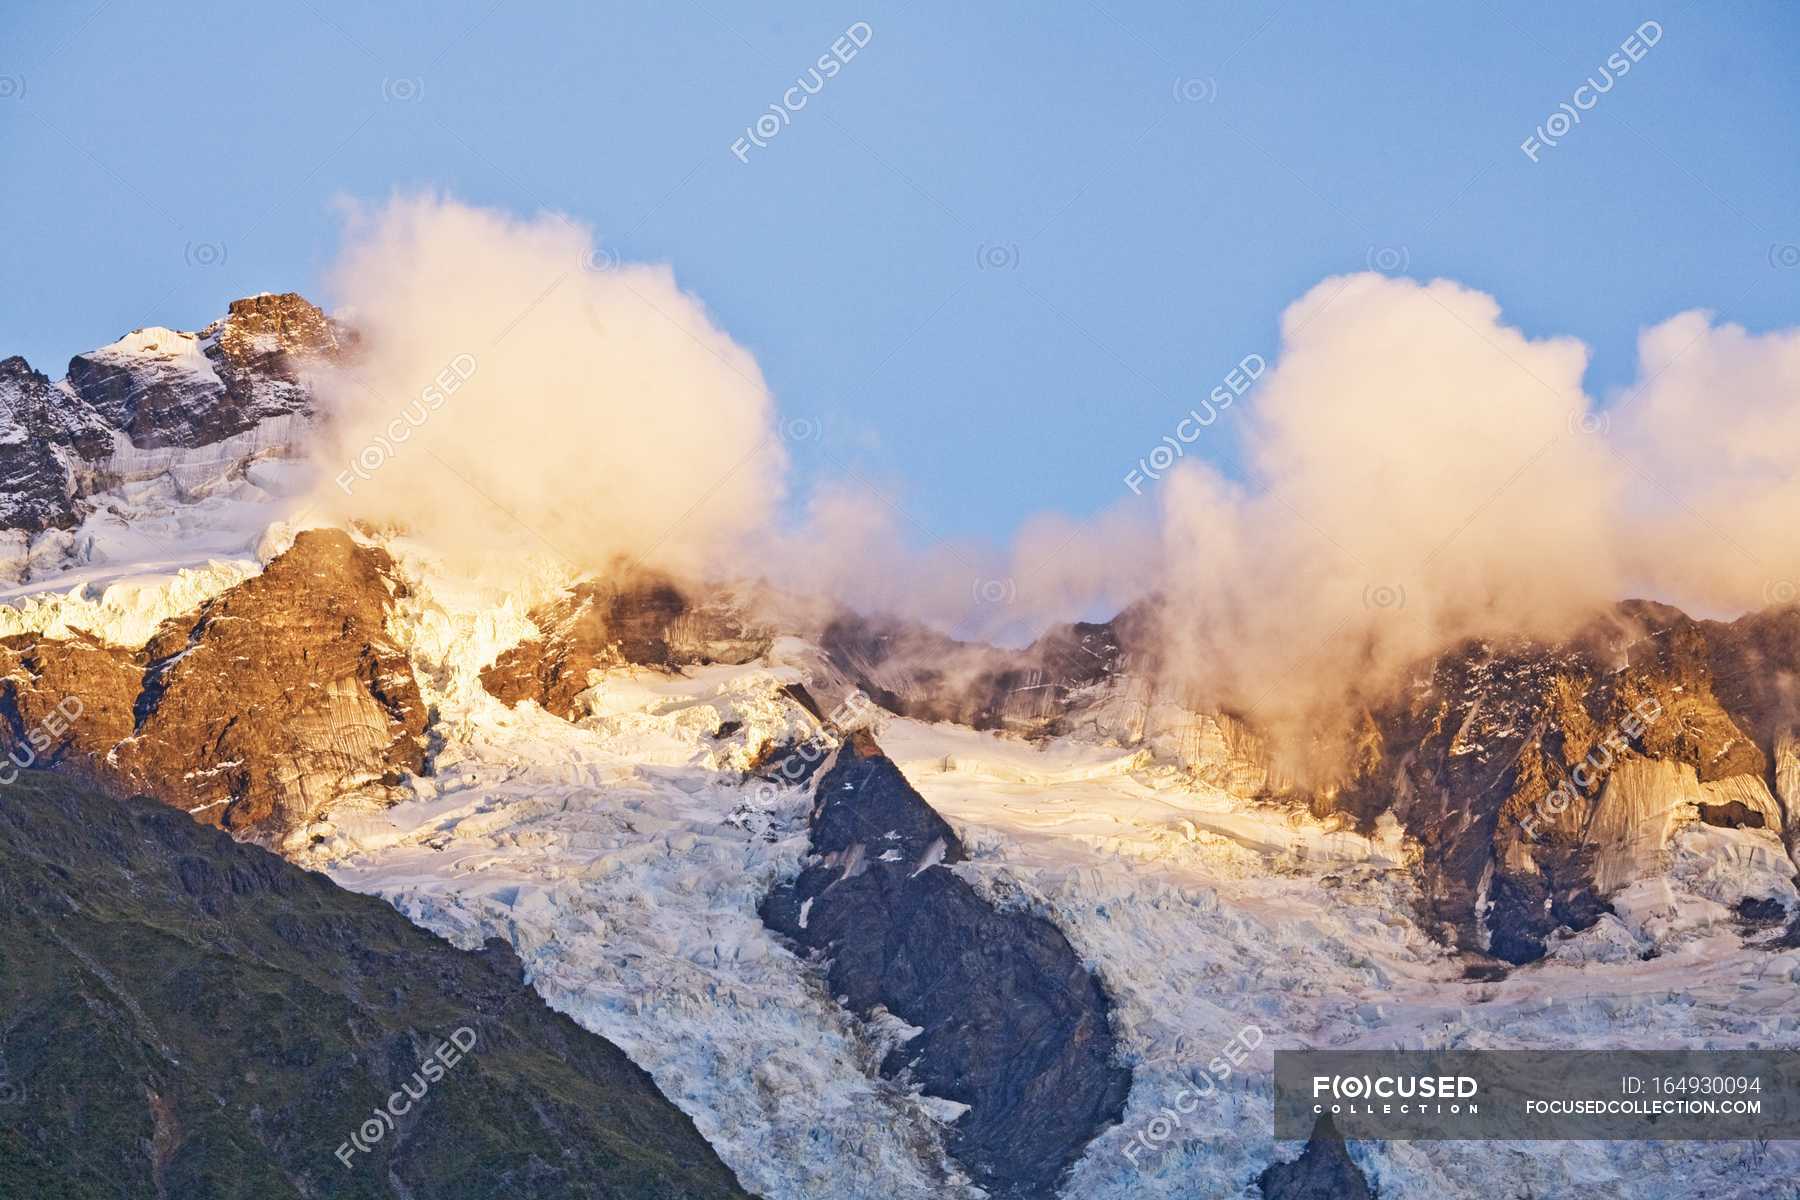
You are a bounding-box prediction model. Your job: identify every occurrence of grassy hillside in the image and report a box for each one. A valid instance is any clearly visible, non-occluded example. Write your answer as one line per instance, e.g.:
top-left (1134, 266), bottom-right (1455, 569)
top-left (0, 772), bottom-right (754, 1200)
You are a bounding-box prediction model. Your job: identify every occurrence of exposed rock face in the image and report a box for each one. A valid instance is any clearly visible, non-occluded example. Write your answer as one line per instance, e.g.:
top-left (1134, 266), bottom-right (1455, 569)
top-left (0, 631), bottom-right (141, 773)
top-left (63, 292), bottom-right (340, 449)
top-left (483, 575), bottom-right (772, 718)
top-left (1279, 605), bottom-right (1797, 964)
top-left (0, 356), bottom-right (114, 532)
top-left (203, 292), bottom-right (344, 414)
top-left (1258, 1115), bottom-right (1375, 1200)
top-left (761, 732), bottom-right (1131, 1199)
top-left (0, 771), bottom-right (753, 1200)
top-left (0, 530), bottom-right (427, 842)
top-left (118, 528), bottom-right (428, 835)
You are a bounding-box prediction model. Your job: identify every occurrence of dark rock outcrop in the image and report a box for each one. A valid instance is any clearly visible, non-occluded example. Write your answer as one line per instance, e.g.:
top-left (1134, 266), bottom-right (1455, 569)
top-left (1258, 1114), bottom-right (1375, 1200)
top-left (0, 529), bottom-right (427, 841)
top-left (1699, 800), bottom-right (1766, 829)
top-left (0, 770), bottom-right (752, 1200)
top-left (0, 356), bottom-right (116, 532)
top-left (761, 733), bottom-right (1130, 1199)
top-left (483, 574), bottom-right (771, 718)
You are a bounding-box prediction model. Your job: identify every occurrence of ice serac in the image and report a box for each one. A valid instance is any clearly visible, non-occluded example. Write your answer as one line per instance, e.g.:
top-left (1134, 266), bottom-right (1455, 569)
top-left (483, 574), bottom-right (772, 718)
top-left (0, 771), bottom-right (754, 1200)
top-left (761, 731), bottom-right (1131, 1200)
top-left (0, 529), bottom-right (427, 842)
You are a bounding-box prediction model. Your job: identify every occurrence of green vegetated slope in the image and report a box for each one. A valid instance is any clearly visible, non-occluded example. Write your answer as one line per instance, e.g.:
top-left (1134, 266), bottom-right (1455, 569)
top-left (0, 772), bottom-right (753, 1200)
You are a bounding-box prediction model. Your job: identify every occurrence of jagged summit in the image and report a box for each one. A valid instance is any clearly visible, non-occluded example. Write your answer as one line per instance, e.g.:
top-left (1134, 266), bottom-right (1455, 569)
top-left (0, 291), bottom-right (337, 584)
top-left (63, 290), bottom-right (340, 449)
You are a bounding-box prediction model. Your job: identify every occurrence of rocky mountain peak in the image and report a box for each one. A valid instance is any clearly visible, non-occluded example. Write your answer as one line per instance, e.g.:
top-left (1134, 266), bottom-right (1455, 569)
top-left (203, 291), bottom-right (346, 411)
top-left (0, 292), bottom-right (341, 575)
top-left (62, 292), bottom-right (338, 450)
top-left (211, 291), bottom-right (341, 355)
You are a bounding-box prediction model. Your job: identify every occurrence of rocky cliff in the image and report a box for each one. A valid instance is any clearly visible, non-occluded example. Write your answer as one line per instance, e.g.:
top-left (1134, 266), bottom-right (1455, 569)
top-left (1318, 604), bottom-right (1797, 963)
top-left (62, 292), bottom-right (341, 450)
top-left (0, 529), bottom-right (427, 843)
top-left (761, 732), bottom-right (1131, 1199)
top-left (0, 357), bottom-right (115, 534)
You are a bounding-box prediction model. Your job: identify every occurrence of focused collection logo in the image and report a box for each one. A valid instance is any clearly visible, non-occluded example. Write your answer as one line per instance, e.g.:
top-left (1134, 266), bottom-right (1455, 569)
top-left (1312, 1073), bottom-right (1480, 1115)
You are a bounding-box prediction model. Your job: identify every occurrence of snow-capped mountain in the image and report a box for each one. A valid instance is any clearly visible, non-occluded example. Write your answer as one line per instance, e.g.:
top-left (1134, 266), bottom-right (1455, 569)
top-left (0, 292), bottom-right (334, 587)
top-left (2, 294), bottom-right (1797, 1199)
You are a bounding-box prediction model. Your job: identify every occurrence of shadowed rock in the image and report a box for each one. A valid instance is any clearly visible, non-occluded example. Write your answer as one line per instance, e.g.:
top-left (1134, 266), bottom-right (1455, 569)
top-left (1258, 1114), bottom-right (1375, 1200)
top-left (0, 356), bottom-right (115, 533)
top-left (761, 732), bottom-right (1130, 1199)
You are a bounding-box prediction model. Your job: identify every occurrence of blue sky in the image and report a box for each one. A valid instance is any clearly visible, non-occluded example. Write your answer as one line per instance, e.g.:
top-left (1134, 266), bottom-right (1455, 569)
top-left (3, 0), bottom-right (1795, 545)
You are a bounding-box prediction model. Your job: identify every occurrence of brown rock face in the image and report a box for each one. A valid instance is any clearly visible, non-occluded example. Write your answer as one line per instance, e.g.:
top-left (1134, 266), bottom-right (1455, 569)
top-left (0, 530), bottom-right (427, 841)
top-left (202, 292), bottom-right (345, 425)
top-left (483, 574), bottom-right (771, 718)
top-left (1324, 632), bottom-right (1629, 962)
top-left (1271, 603), bottom-right (1800, 963)
top-left (0, 633), bottom-right (141, 777)
top-left (120, 528), bottom-right (427, 834)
